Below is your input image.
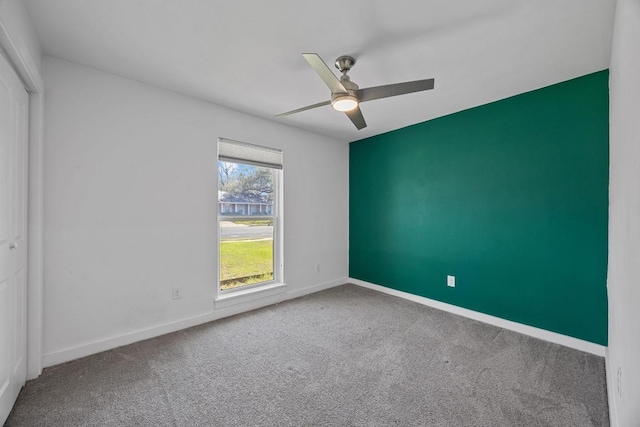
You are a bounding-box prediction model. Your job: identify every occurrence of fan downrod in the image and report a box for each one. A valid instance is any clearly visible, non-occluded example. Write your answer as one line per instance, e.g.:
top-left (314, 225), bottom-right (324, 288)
top-left (335, 56), bottom-right (356, 73)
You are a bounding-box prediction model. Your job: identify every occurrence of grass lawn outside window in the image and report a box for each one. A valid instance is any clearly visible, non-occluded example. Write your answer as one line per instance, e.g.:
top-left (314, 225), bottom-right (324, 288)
top-left (219, 237), bottom-right (274, 290)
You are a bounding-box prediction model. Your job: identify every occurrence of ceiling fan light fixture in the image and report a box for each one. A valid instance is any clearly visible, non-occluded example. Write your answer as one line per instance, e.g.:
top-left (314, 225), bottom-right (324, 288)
top-left (331, 94), bottom-right (359, 112)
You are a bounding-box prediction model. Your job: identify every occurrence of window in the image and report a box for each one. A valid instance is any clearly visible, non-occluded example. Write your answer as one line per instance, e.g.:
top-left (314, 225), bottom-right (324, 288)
top-left (217, 138), bottom-right (282, 293)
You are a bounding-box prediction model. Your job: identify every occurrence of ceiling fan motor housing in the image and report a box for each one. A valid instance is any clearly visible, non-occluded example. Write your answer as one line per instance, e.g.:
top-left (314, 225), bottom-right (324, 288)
top-left (339, 74), bottom-right (359, 91)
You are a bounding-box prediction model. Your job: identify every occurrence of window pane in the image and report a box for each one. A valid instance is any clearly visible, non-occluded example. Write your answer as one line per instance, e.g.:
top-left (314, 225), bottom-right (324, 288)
top-left (218, 160), bottom-right (275, 291)
top-left (219, 218), bottom-right (274, 290)
top-left (218, 161), bottom-right (274, 215)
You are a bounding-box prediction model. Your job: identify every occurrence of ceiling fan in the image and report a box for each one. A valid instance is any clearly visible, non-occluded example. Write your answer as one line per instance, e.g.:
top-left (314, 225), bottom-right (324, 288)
top-left (277, 53), bottom-right (435, 130)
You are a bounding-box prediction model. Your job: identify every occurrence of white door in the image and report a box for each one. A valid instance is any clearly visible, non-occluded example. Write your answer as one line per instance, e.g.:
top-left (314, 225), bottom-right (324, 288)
top-left (0, 51), bottom-right (29, 425)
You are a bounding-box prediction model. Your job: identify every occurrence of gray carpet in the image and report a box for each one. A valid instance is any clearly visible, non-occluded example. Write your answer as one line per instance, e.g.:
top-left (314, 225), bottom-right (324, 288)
top-left (6, 284), bottom-right (609, 426)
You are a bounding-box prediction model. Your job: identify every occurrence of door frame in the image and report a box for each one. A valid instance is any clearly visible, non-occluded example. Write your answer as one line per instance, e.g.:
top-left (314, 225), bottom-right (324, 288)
top-left (0, 18), bottom-right (45, 379)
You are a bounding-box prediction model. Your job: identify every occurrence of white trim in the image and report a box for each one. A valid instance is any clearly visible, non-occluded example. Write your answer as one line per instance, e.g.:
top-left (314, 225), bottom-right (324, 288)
top-left (350, 278), bottom-right (606, 357)
top-left (214, 282), bottom-right (287, 310)
top-left (0, 11), bottom-right (45, 380)
top-left (605, 348), bottom-right (619, 427)
top-left (43, 277), bottom-right (347, 368)
top-left (0, 19), bottom-right (42, 93)
top-left (26, 91), bottom-right (44, 380)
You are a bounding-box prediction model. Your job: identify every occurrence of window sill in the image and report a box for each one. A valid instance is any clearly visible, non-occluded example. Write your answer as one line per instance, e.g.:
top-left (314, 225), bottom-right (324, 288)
top-left (214, 282), bottom-right (287, 310)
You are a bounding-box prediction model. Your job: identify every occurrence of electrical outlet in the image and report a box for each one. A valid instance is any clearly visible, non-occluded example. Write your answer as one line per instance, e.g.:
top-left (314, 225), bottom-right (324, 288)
top-left (447, 275), bottom-right (455, 287)
top-left (315, 263), bottom-right (320, 273)
top-left (172, 287), bottom-right (183, 300)
top-left (617, 367), bottom-right (622, 398)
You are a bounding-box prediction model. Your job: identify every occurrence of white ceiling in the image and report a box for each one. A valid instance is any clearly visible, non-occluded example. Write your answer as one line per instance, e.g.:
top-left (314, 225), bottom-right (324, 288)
top-left (24, 0), bottom-right (615, 142)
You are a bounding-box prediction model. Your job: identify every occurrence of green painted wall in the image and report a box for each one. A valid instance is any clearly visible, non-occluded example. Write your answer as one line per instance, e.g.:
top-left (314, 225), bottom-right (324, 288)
top-left (349, 71), bottom-right (609, 345)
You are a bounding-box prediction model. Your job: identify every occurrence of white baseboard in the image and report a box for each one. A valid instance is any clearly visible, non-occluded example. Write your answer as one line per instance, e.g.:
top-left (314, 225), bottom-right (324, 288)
top-left (605, 348), bottom-right (619, 427)
top-left (43, 277), bottom-right (348, 368)
top-left (44, 276), bottom-right (604, 368)
top-left (350, 278), bottom-right (606, 357)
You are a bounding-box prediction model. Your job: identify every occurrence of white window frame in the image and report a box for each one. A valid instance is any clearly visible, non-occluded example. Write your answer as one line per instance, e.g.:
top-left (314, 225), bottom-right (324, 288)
top-left (214, 138), bottom-right (285, 308)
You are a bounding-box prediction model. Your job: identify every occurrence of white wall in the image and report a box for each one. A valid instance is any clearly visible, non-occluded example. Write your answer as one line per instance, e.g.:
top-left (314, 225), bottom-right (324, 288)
top-left (607, 0), bottom-right (640, 425)
top-left (42, 56), bottom-right (349, 363)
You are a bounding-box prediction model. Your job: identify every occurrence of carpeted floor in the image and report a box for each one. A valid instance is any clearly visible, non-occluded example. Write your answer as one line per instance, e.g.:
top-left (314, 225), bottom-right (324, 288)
top-left (6, 284), bottom-right (609, 426)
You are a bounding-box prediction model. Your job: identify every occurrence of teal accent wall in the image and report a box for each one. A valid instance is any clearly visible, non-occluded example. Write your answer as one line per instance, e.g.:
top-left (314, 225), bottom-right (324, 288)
top-left (349, 71), bottom-right (609, 345)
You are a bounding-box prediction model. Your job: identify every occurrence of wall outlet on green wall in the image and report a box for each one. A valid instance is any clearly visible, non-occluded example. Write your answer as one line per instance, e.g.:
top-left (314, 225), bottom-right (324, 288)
top-left (447, 276), bottom-right (455, 287)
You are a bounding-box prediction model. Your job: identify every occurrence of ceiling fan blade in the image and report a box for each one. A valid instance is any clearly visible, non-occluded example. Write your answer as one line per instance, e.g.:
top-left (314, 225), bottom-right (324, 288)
top-left (303, 53), bottom-right (347, 94)
top-left (276, 100), bottom-right (332, 117)
top-left (345, 107), bottom-right (367, 130)
top-left (356, 78), bottom-right (435, 103)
